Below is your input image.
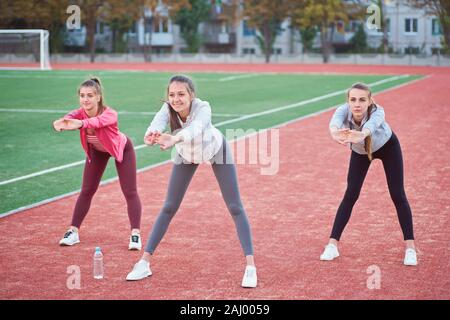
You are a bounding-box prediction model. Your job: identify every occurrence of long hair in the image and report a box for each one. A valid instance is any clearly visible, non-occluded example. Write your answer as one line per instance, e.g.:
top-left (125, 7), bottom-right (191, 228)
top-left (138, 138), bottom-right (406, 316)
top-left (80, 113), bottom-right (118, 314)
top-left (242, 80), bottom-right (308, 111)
top-left (166, 75), bottom-right (195, 132)
top-left (78, 76), bottom-right (105, 116)
top-left (347, 82), bottom-right (376, 161)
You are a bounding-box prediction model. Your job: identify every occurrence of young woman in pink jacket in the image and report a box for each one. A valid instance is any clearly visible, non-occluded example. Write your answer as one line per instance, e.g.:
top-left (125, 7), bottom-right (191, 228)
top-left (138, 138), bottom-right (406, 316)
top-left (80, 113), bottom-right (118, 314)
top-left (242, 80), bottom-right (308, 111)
top-left (52, 77), bottom-right (142, 250)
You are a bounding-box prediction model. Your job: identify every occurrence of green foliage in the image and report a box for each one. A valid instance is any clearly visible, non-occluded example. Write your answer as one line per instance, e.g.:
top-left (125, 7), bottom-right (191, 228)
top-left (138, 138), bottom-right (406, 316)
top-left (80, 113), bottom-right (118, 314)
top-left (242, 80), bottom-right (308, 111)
top-left (174, 0), bottom-right (211, 53)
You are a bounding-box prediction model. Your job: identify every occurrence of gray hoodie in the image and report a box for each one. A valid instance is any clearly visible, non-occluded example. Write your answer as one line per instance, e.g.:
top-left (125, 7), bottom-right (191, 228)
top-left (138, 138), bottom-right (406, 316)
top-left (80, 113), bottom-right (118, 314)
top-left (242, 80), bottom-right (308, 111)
top-left (329, 103), bottom-right (393, 155)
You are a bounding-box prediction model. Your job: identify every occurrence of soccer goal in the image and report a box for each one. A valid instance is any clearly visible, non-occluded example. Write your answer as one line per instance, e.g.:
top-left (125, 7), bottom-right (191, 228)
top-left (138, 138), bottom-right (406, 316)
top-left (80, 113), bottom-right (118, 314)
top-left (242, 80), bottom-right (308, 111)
top-left (0, 29), bottom-right (51, 70)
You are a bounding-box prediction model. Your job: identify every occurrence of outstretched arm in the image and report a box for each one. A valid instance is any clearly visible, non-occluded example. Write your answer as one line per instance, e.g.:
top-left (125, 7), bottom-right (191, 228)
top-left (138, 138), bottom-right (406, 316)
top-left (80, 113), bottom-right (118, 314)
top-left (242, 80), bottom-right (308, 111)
top-left (144, 103), bottom-right (169, 145)
top-left (330, 127), bottom-right (350, 145)
top-left (53, 118), bottom-right (83, 131)
top-left (155, 133), bottom-right (183, 150)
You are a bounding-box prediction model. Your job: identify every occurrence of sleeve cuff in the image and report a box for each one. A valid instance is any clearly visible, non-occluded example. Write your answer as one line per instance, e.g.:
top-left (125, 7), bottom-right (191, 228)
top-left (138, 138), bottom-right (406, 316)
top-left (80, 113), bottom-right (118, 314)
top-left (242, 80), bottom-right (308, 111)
top-left (175, 130), bottom-right (190, 142)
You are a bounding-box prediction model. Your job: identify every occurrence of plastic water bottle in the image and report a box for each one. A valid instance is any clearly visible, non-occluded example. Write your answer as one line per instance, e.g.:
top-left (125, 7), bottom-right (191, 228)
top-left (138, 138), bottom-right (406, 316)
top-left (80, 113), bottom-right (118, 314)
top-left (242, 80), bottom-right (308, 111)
top-left (93, 247), bottom-right (104, 279)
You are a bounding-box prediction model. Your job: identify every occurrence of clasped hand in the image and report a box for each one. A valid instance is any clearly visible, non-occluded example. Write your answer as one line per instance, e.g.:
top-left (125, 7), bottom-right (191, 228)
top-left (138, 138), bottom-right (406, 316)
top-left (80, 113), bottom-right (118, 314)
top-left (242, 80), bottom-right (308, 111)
top-left (144, 131), bottom-right (179, 150)
top-left (331, 128), bottom-right (368, 145)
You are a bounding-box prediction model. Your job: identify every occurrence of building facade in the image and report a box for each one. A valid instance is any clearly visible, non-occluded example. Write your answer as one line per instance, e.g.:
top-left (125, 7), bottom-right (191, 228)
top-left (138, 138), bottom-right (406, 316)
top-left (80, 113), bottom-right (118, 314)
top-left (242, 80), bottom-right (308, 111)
top-left (63, 0), bottom-right (444, 56)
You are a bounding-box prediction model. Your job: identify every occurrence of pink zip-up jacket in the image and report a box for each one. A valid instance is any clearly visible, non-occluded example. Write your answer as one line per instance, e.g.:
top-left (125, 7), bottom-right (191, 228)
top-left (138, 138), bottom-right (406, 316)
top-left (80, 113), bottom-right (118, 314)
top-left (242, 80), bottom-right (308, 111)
top-left (65, 106), bottom-right (127, 163)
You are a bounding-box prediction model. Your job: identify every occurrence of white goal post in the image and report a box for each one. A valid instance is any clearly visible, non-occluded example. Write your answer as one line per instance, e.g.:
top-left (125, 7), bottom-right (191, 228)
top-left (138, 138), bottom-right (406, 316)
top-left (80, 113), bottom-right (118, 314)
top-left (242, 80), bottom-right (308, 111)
top-left (0, 29), bottom-right (51, 70)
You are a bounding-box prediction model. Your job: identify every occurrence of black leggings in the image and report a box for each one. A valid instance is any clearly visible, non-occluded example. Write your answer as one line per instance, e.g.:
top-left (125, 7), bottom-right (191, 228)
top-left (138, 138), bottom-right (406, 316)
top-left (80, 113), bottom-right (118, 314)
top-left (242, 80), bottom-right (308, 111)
top-left (330, 133), bottom-right (414, 241)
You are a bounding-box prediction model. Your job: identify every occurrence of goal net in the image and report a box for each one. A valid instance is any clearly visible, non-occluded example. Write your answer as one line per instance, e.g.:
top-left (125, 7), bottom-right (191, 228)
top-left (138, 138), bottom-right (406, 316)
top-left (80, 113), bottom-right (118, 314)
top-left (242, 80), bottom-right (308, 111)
top-left (0, 29), bottom-right (51, 70)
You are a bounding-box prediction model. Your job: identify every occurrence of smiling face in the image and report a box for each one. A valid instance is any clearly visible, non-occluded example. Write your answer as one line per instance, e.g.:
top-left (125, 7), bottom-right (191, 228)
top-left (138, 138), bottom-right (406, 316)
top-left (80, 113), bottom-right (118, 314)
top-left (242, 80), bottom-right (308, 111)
top-left (348, 88), bottom-right (372, 121)
top-left (167, 81), bottom-right (194, 117)
top-left (79, 86), bottom-right (101, 115)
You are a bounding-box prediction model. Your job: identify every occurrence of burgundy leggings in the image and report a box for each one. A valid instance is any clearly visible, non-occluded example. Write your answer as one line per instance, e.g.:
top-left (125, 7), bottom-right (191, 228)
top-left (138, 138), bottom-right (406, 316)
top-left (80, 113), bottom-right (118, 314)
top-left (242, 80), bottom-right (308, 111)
top-left (71, 137), bottom-right (141, 229)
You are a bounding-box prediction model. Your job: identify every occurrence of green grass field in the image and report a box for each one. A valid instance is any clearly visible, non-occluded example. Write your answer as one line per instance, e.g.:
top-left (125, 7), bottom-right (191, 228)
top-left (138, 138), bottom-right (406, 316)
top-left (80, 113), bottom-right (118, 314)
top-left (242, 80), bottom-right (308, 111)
top-left (0, 70), bottom-right (421, 215)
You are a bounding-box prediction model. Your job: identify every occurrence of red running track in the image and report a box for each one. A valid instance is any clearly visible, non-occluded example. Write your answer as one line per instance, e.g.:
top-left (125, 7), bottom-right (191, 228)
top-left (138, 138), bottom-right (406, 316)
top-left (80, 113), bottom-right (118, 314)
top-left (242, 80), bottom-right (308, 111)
top-left (0, 66), bottom-right (449, 299)
top-left (2, 62), bottom-right (450, 75)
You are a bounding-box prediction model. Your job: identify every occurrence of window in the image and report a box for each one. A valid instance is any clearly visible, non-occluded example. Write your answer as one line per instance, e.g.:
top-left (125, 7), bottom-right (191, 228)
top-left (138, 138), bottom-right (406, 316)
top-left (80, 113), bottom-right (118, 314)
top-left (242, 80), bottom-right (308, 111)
top-left (432, 18), bottom-right (442, 35)
top-left (272, 48), bottom-right (282, 55)
top-left (242, 48), bottom-right (255, 54)
top-left (243, 20), bottom-right (256, 36)
top-left (385, 18), bottom-right (390, 33)
top-left (129, 22), bottom-right (137, 34)
top-left (153, 17), bottom-right (169, 33)
top-left (96, 22), bottom-right (104, 34)
top-left (144, 17), bottom-right (152, 33)
top-left (345, 21), bottom-right (362, 33)
top-left (405, 47), bottom-right (420, 54)
top-left (336, 21), bottom-right (345, 33)
top-left (405, 18), bottom-right (418, 33)
top-left (162, 18), bottom-right (169, 33)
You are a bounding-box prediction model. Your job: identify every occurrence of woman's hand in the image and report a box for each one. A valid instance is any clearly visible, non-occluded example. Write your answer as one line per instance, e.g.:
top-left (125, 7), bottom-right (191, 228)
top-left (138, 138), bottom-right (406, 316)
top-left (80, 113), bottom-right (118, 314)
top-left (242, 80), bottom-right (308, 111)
top-left (53, 118), bottom-right (66, 132)
top-left (63, 119), bottom-right (83, 130)
top-left (155, 133), bottom-right (181, 150)
top-left (53, 118), bottom-right (82, 131)
top-left (330, 128), bottom-right (350, 145)
top-left (343, 130), bottom-right (367, 144)
top-left (144, 131), bottom-right (161, 145)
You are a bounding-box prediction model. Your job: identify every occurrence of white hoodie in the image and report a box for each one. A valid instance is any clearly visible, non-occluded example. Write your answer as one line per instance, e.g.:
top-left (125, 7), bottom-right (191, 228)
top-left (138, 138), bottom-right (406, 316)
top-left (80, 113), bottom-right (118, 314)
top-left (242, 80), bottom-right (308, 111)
top-left (145, 98), bottom-right (223, 164)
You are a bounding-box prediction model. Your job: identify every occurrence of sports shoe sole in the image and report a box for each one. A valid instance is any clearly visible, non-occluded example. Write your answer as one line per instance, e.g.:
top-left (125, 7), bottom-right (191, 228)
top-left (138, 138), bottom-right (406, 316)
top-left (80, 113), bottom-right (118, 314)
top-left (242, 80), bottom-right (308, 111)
top-left (320, 253), bottom-right (339, 261)
top-left (126, 271), bottom-right (152, 281)
top-left (59, 240), bottom-right (80, 246)
top-left (404, 260), bottom-right (418, 266)
top-left (128, 243), bottom-right (142, 250)
top-left (241, 282), bottom-right (257, 288)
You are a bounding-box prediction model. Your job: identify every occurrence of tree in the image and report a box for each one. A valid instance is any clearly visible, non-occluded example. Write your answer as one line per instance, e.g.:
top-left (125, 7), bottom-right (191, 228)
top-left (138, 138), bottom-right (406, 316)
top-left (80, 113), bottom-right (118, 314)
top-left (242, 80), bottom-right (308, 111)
top-left (173, 0), bottom-right (211, 53)
top-left (350, 23), bottom-right (367, 52)
top-left (299, 27), bottom-right (318, 53)
top-left (76, 0), bottom-right (105, 62)
top-left (102, 0), bottom-right (145, 54)
top-left (291, 0), bottom-right (362, 63)
top-left (378, 0), bottom-right (390, 53)
top-left (0, 0), bottom-right (70, 54)
top-left (408, 0), bottom-right (450, 53)
top-left (242, 0), bottom-right (291, 63)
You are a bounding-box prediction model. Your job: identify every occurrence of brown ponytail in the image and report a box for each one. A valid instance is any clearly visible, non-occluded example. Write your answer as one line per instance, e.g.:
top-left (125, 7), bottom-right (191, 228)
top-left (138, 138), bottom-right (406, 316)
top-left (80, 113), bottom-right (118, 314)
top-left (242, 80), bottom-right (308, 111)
top-left (78, 76), bottom-right (105, 116)
top-left (364, 104), bottom-right (374, 161)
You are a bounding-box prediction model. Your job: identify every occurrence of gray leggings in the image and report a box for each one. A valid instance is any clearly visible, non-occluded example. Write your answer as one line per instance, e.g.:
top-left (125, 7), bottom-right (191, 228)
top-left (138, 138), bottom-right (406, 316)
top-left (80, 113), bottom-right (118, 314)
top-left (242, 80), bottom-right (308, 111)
top-left (145, 138), bottom-right (254, 256)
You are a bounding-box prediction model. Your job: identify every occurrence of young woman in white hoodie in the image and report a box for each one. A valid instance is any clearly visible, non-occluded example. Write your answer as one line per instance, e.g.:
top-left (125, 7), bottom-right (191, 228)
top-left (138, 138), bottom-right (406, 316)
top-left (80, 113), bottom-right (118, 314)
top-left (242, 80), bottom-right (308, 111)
top-left (126, 75), bottom-right (257, 287)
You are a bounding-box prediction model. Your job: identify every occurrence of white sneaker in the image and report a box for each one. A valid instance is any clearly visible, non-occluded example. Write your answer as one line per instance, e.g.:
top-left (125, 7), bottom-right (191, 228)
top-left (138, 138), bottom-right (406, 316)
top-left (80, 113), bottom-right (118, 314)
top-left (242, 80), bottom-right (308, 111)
top-left (320, 243), bottom-right (339, 261)
top-left (241, 265), bottom-right (257, 288)
top-left (404, 248), bottom-right (418, 266)
top-left (128, 234), bottom-right (142, 250)
top-left (59, 230), bottom-right (80, 246)
top-left (126, 259), bottom-right (152, 281)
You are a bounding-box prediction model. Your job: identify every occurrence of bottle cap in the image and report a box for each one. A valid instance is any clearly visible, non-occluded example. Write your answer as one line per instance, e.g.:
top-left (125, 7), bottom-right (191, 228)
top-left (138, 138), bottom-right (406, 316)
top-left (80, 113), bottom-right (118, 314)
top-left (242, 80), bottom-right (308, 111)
top-left (95, 246), bottom-right (101, 252)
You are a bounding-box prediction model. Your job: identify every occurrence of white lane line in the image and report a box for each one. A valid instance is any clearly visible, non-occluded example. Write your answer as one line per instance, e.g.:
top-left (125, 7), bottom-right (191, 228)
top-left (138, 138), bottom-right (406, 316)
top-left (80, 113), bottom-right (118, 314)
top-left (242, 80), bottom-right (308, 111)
top-left (218, 74), bottom-right (260, 82)
top-left (213, 75), bottom-right (409, 126)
